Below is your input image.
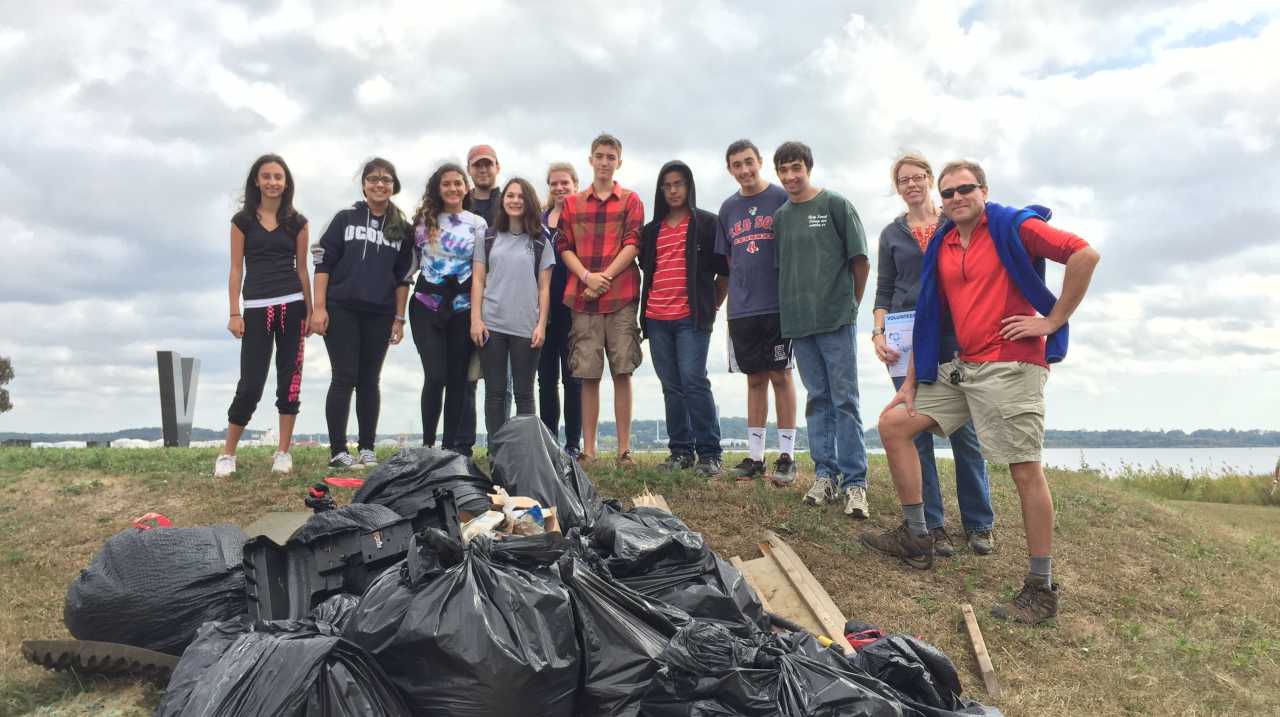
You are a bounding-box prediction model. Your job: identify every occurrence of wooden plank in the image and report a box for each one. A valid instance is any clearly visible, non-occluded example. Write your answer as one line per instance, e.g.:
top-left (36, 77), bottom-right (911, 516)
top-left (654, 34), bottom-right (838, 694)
top-left (763, 531), bottom-right (853, 653)
top-left (736, 553), bottom-right (827, 638)
top-left (731, 556), bottom-right (773, 614)
top-left (632, 492), bottom-right (672, 514)
top-left (961, 603), bottom-right (1002, 700)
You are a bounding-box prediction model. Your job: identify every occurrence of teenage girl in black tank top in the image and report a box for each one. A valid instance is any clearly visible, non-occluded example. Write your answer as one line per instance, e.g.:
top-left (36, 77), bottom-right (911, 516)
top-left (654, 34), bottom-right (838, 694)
top-left (214, 154), bottom-right (312, 478)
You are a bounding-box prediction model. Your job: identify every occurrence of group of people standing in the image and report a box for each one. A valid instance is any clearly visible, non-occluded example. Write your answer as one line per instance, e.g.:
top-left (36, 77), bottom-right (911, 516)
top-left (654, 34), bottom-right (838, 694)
top-left (213, 132), bottom-right (1100, 625)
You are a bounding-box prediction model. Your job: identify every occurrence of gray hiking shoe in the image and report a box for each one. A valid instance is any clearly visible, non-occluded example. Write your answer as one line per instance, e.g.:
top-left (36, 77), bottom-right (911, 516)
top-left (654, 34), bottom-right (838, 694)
top-left (770, 453), bottom-right (797, 486)
top-left (991, 578), bottom-right (1059, 624)
top-left (930, 527), bottom-right (956, 557)
top-left (843, 485), bottom-right (869, 519)
top-left (695, 457), bottom-right (723, 477)
top-left (659, 453), bottom-right (695, 471)
top-left (967, 529), bottom-right (995, 555)
top-left (803, 476), bottom-right (837, 506)
top-left (861, 521), bottom-right (934, 570)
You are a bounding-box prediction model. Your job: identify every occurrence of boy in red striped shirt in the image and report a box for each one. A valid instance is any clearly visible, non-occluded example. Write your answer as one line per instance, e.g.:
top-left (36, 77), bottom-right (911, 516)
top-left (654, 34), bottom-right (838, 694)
top-left (639, 161), bottom-right (729, 476)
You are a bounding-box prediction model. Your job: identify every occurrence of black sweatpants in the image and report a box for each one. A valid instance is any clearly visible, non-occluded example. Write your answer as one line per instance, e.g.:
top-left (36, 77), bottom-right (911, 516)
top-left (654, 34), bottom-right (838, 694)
top-left (323, 305), bottom-right (393, 456)
top-left (227, 300), bottom-right (307, 426)
top-left (409, 300), bottom-right (476, 452)
top-left (480, 331), bottom-right (541, 441)
top-left (537, 303), bottom-right (581, 451)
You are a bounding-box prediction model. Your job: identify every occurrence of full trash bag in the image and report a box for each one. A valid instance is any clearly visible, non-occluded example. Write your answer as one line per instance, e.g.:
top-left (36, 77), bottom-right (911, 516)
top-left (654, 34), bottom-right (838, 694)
top-left (309, 593), bottom-right (361, 631)
top-left (289, 504), bottom-right (402, 544)
top-left (849, 635), bottom-right (1006, 716)
top-left (353, 446), bottom-right (493, 516)
top-left (344, 530), bottom-right (580, 717)
top-left (153, 617), bottom-right (410, 717)
top-left (487, 415), bottom-right (608, 529)
top-left (639, 621), bottom-right (912, 717)
top-left (64, 525), bottom-right (246, 655)
top-left (592, 512), bottom-right (766, 635)
top-left (559, 552), bottom-right (690, 717)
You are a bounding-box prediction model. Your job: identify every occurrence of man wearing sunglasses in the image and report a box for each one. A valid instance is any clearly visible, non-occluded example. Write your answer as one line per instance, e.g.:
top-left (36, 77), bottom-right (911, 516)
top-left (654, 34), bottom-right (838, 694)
top-left (863, 160), bottom-right (1100, 625)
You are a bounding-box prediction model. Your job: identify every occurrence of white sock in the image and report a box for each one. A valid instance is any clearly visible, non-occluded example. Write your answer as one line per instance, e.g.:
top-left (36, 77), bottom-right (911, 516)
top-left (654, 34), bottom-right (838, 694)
top-left (778, 429), bottom-right (796, 457)
top-left (748, 427), bottom-right (765, 462)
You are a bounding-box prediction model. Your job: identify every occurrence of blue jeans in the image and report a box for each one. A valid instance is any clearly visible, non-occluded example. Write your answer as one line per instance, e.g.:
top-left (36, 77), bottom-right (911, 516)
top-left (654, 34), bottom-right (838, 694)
top-left (647, 317), bottom-right (721, 459)
top-left (792, 324), bottom-right (866, 489)
top-left (893, 376), bottom-right (994, 532)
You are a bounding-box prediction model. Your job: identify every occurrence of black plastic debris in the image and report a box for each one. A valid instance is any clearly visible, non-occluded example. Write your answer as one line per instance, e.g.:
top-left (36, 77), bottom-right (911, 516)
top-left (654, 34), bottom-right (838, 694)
top-left (851, 635), bottom-right (1005, 716)
top-left (487, 415), bottom-right (608, 529)
top-left (559, 552), bottom-right (690, 717)
top-left (64, 525), bottom-right (246, 655)
top-left (309, 593), bottom-right (361, 631)
top-left (353, 445), bottom-right (494, 517)
top-left (289, 503), bottom-right (402, 544)
top-left (153, 618), bottom-right (410, 717)
top-left (344, 530), bottom-right (580, 717)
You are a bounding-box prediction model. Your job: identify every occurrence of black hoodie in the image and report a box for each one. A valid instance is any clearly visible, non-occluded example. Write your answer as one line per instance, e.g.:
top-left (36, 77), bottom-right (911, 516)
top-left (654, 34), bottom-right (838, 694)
top-left (313, 201), bottom-right (415, 315)
top-left (639, 161), bottom-right (728, 337)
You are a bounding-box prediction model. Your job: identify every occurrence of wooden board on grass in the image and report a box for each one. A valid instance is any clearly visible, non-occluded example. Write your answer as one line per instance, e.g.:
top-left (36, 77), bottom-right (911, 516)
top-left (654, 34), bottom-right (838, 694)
top-left (961, 603), bottom-right (1002, 700)
top-left (732, 531), bottom-right (853, 654)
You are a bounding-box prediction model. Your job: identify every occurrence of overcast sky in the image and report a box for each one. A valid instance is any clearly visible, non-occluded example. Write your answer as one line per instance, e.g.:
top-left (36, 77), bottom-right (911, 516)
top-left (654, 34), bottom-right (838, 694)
top-left (1, 1), bottom-right (1277, 436)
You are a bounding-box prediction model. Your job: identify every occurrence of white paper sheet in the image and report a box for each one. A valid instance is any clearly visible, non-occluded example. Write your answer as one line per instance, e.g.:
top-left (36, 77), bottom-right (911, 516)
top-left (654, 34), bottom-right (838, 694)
top-left (885, 310), bottom-right (914, 378)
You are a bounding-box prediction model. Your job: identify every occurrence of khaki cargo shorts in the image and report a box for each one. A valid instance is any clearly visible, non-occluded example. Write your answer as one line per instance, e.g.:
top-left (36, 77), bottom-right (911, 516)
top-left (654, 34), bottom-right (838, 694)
top-left (568, 301), bottom-right (643, 380)
top-left (914, 359), bottom-right (1049, 465)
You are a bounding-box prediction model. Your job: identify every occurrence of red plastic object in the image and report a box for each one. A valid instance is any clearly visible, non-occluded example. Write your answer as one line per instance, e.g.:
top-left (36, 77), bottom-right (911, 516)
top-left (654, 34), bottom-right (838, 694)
top-left (846, 629), bottom-right (887, 650)
top-left (131, 513), bottom-right (173, 531)
top-left (323, 476), bottom-right (365, 490)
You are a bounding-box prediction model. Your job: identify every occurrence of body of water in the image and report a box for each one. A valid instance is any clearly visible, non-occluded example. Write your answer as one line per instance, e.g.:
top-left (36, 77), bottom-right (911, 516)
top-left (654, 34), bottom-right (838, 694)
top-left (869, 446), bottom-right (1279, 477)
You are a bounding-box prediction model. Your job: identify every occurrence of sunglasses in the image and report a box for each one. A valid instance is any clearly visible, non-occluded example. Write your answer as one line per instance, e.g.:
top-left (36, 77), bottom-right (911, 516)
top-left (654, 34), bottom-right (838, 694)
top-left (940, 184), bottom-right (982, 200)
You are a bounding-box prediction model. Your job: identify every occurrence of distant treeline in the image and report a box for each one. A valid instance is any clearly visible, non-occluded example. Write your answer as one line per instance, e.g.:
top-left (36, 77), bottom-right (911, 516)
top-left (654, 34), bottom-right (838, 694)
top-left (4, 424), bottom-right (1278, 449)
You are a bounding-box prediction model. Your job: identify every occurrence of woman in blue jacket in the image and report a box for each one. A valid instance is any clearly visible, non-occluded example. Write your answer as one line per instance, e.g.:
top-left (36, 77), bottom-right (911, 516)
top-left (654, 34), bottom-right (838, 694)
top-left (310, 158), bottom-right (414, 469)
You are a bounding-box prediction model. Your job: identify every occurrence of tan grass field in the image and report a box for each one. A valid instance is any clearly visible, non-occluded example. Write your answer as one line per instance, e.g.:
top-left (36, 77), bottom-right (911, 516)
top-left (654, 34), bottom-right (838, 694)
top-left (1, 447), bottom-right (1277, 717)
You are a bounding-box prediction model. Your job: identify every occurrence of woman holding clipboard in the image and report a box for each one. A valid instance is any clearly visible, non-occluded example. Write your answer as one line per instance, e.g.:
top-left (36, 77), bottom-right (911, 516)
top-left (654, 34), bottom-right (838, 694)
top-left (872, 153), bottom-right (994, 558)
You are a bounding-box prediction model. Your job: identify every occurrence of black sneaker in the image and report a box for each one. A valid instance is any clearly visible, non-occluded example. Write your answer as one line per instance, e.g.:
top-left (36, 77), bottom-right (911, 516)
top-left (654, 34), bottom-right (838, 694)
top-left (659, 453), bottom-right (695, 471)
top-left (769, 453), bottom-right (797, 486)
top-left (695, 457), bottom-right (722, 477)
top-left (328, 452), bottom-right (356, 469)
top-left (731, 457), bottom-right (766, 481)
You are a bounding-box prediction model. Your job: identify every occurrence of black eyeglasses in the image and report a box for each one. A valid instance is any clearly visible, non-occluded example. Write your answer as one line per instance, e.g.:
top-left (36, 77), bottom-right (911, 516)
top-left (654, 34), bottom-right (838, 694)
top-left (896, 173), bottom-right (928, 187)
top-left (940, 184), bottom-right (982, 200)
top-left (365, 175), bottom-right (395, 185)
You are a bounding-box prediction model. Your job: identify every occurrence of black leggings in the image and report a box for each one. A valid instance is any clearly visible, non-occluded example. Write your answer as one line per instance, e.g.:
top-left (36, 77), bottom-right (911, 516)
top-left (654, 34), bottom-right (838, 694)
top-left (538, 304), bottom-right (581, 450)
top-left (323, 305), bottom-right (393, 456)
top-left (409, 301), bottom-right (476, 451)
top-left (227, 300), bottom-right (306, 426)
top-left (480, 331), bottom-right (540, 439)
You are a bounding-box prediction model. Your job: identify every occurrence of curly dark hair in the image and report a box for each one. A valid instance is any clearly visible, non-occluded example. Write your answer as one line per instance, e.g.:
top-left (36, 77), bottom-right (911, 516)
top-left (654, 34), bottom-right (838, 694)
top-left (412, 163), bottom-right (470, 245)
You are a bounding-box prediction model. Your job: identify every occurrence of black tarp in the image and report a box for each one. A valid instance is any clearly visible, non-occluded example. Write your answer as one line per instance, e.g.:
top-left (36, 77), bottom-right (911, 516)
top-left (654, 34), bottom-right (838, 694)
top-left (352, 446), bottom-right (493, 516)
top-left (289, 504), bottom-right (401, 544)
top-left (344, 530), bottom-right (580, 717)
top-left (153, 617), bottom-right (410, 716)
top-left (64, 525), bottom-right (246, 655)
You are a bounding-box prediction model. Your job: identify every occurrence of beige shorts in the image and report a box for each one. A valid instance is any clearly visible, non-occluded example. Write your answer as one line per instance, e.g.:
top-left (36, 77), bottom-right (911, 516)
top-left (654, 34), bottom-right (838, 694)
top-left (569, 301), bottom-right (643, 380)
top-left (914, 360), bottom-right (1049, 465)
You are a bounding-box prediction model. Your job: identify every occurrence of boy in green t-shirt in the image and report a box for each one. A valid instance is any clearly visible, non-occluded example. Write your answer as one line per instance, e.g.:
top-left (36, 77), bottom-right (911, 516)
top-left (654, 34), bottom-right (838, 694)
top-left (772, 141), bottom-right (872, 517)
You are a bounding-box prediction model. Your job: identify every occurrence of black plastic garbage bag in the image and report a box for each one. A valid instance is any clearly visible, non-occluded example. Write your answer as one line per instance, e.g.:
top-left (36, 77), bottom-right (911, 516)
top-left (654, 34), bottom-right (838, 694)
top-left (488, 415), bottom-right (607, 529)
top-left (559, 553), bottom-right (690, 717)
top-left (344, 530), bottom-right (580, 717)
top-left (850, 635), bottom-right (1005, 716)
top-left (153, 617), bottom-right (410, 717)
top-left (310, 593), bottom-right (361, 631)
top-left (640, 621), bottom-right (910, 717)
top-left (64, 525), bottom-right (246, 655)
top-left (353, 446), bottom-right (493, 516)
top-left (593, 514), bottom-right (766, 635)
top-left (290, 504), bottom-right (401, 544)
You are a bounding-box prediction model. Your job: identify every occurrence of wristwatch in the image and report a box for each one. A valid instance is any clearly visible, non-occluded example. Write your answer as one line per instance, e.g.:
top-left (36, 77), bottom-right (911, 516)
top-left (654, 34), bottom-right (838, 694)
top-left (871, 327), bottom-right (886, 338)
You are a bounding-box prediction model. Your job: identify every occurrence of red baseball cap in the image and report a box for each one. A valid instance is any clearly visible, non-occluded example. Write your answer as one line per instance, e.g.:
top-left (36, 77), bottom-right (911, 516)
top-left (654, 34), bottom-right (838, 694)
top-left (467, 145), bottom-right (498, 165)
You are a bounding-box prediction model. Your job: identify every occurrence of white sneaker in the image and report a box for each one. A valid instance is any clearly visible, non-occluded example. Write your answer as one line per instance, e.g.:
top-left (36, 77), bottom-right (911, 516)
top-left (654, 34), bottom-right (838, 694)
top-left (803, 476), bottom-right (837, 506)
top-left (271, 451), bottom-right (293, 474)
top-left (844, 485), bottom-right (869, 519)
top-left (329, 452), bottom-right (357, 469)
top-left (357, 449), bottom-right (378, 468)
top-left (213, 454), bottom-right (236, 478)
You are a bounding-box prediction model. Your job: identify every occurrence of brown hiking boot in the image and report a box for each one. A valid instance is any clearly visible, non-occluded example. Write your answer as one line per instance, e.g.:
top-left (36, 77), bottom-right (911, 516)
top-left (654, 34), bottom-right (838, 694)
top-left (967, 529), bottom-right (994, 555)
top-left (930, 527), bottom-right (955, 557)
top-left (860, 521), bottom-right (934, 570)
top-left (991, 577), bottom-right (1060, 624)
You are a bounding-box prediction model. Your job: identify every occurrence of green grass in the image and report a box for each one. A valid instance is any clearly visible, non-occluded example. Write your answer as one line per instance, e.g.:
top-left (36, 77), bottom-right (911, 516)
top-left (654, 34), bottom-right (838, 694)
top-left (1108, 462), bottom-right (1279, 507)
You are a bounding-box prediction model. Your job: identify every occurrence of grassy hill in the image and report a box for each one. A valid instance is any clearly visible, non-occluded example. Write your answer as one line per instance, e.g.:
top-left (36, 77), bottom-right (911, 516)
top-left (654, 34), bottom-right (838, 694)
top-left (1, 447), bottom-right (1277, 716)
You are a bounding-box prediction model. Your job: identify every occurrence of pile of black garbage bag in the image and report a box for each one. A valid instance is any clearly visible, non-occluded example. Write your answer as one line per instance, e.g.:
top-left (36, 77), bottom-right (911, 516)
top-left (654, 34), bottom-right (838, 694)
top-left (61, 418), bottom-right (1004, 716)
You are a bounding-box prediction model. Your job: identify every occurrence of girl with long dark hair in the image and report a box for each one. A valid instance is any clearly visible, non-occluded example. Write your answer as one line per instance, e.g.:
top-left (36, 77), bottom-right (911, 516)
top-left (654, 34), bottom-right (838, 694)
top-left (470, 177), bottom-right (554, 440)
top-left (310, 157), bottom-right (415, 469)
top-left (214, 154), bottom-right (311, 477)
top-left (407, 163), bottom-right (486, 454)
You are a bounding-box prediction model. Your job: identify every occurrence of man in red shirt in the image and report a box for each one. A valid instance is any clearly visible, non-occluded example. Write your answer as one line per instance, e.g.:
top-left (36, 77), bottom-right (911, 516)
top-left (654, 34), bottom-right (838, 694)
top-left (863, 160), bottom-right (1101, 624)
top-left (556, 134), bottom-right (645, 465)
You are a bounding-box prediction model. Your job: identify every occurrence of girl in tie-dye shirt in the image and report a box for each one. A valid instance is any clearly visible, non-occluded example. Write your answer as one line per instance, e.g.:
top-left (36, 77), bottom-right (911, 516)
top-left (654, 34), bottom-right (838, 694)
top-left (406, 163), bottom-right (486, 454)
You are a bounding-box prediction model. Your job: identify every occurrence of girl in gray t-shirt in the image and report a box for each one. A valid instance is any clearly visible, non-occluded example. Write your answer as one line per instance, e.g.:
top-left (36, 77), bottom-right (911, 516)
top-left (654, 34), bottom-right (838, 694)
top-left (470, 178), bottom-right (555, 440)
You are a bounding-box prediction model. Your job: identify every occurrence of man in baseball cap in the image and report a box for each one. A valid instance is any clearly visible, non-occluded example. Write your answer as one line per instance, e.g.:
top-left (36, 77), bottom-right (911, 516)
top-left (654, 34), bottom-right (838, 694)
top-left (465, 144), bottom-right (501, 224)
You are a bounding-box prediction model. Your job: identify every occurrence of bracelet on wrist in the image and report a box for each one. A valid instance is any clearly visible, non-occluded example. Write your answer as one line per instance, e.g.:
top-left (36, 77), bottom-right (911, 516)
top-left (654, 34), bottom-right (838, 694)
top-left (394, 315), bottom-right (405, 322)
top-left (230, 313), bottom-right (241, 317)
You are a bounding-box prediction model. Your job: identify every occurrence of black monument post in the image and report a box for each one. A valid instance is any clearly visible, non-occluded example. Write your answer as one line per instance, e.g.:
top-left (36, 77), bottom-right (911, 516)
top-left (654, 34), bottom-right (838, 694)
top-left (157, 351), bottom-right (200, 447)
